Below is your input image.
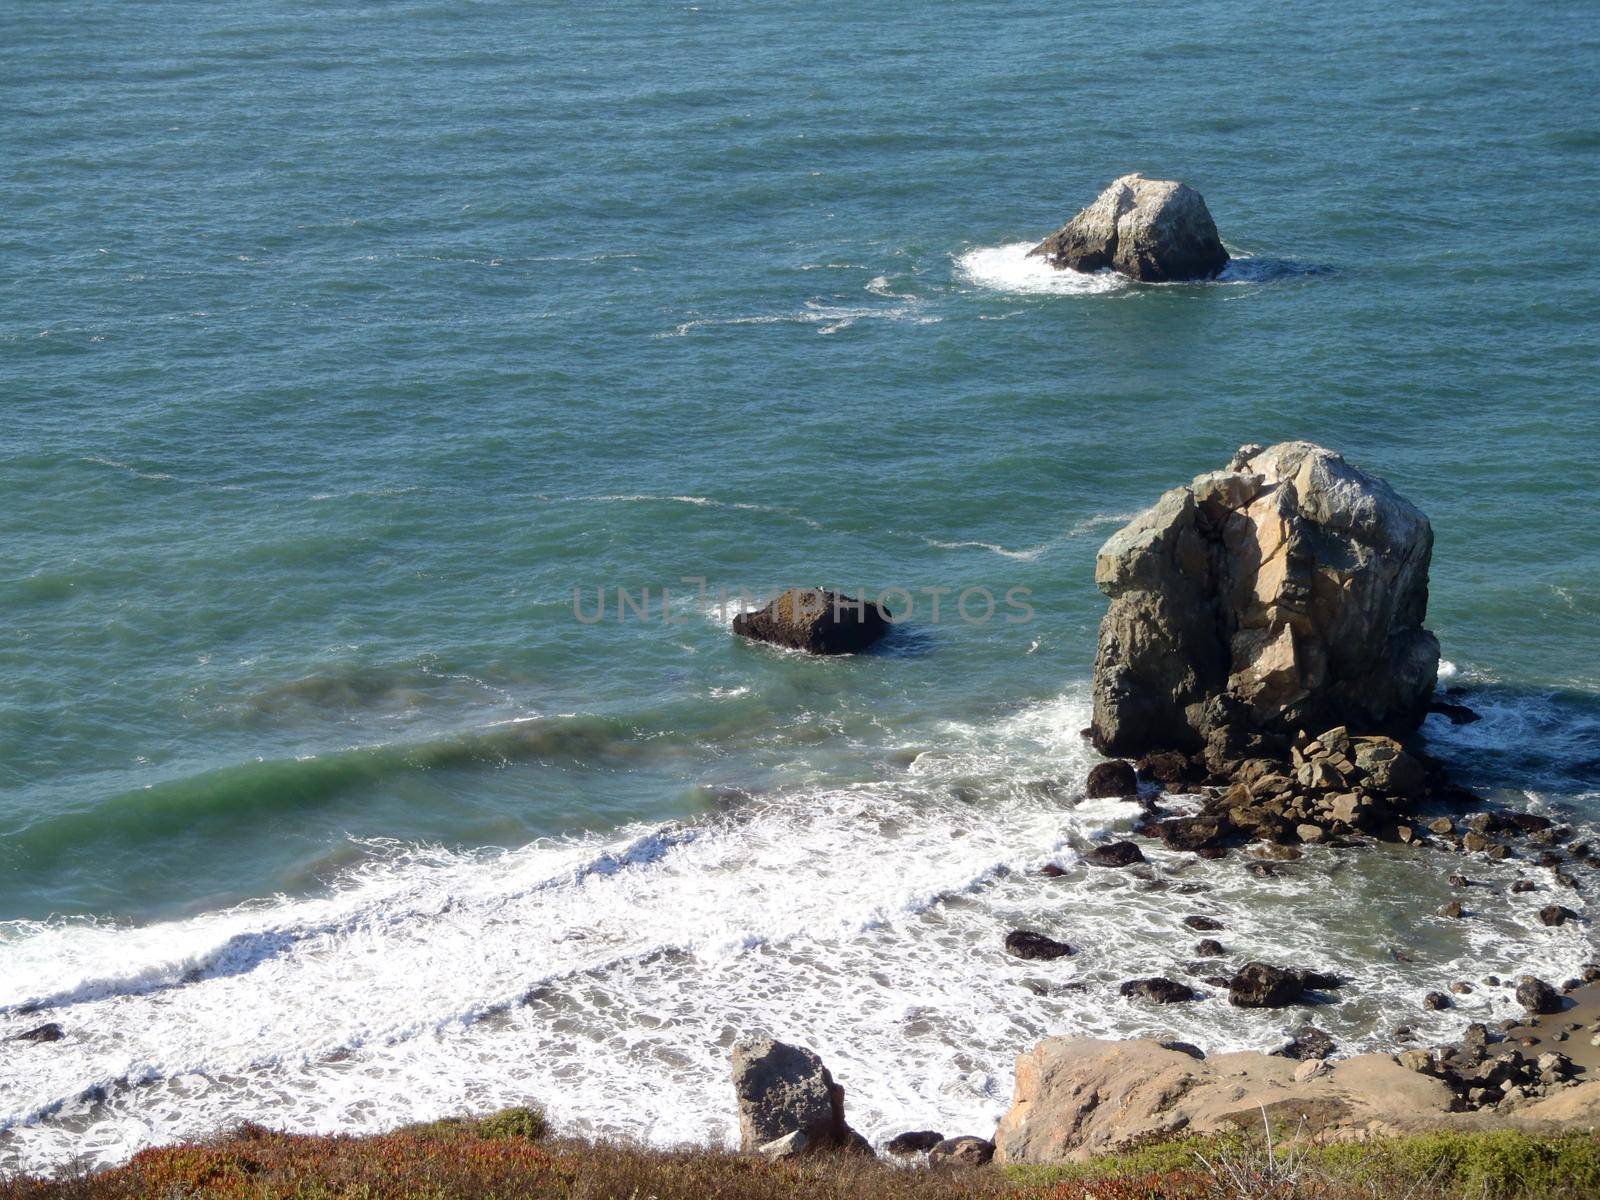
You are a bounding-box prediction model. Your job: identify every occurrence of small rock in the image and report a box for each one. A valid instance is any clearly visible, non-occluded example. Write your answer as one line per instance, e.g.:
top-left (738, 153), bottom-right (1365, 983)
top-left (1039, 863), bottom-right (1067, 878)
top-left (1158, 1041), bottom-right (1206, 1060)
top-left (1004, 930), bottom-right (1075, 961)
top-left (1276, 1026), bottom-right (1337, 1061)
top-left (1119, 977), bottom-right (1197, 1004)
top-left (758, 1131), bottom-right (809, 1160)
top-left (1293, 1059), bottom-right (1329, 1082)
top-left (1450, 981), bottom-right (1474, 995)
top-left (928, 1136), bottom-right (995, 1169)
top-left (1229, 962), bottom-right (1305, 1008)
top-left (1428, 817), bottom-right (1456, 835)
top-left (1183, 915), bottom-right (1225, 931)
top-left (732, 589), bottom-right (888, 655)
top-left (1423, 991), bottom-right (1451, 1011)
top-left (10, 1024), bottom-right (64, 1043)
top-left (884, 1130), bottom-right (945, 1156)
top-left (1195, 938), bottom-right (1225, 957)
top-left (1539, 905), bottom-right (1578, 927)
top-left (1083, 840), bottom-right (1145, 868)
top-left (1438, 901), bottom-right (1464, 919)
top-left (1398, 1049), bottom-right (1434, 1073)
top-left (1086, 760), bottom-right (1139, 798)
top-left (1512, 879), bottom-right (1536, 894)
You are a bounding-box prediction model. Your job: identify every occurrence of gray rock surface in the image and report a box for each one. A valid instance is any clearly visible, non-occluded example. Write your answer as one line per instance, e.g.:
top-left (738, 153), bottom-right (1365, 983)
top-left (1091, 442), bottom-right (1438, 758)
top-left (731, 1038), bottom-right (868, 1155)
top-left (1028, 174), bottom-right (1228, 282)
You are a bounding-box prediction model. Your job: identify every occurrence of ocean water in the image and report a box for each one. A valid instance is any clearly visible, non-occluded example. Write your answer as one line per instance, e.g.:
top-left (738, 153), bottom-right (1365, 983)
top-left (4, 0), bottom-right (1600, 1174)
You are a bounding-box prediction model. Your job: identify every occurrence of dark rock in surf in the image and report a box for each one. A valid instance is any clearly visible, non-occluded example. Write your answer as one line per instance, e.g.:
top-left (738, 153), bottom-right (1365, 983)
top-left (9, 1023), bottom-right (63, 1044)
top-left (1539, 905), bottom-right (1578, 927)
top-left (1195, 938), bottom-right (1225, 957)
top-left (1423, 991), bottom-right (1451, 1011)
top-left (1082, 840), bottom-right (1145, 868)
top-left (1006, 930), bottom-right (1075, 961)
top-left (1515, 975), bottom-right (1563, 1016)
top-left (1119, 977), bottom-right (1197, 1004)
top-left (1029, 174), bottom-right (1229, 282)
top-left (1136, 749), bottom-right (1206, 789)
top-left (1429, 699), bottom-right (1480, 725)
top-left (1274, 1026), bottom-right (1337, 1061)
top-left (732, 588), bottom-right (889, 655)
top-left (885, 1130), bottom-right (945, 1156)
top-left (1085, 759), bottom-right (1138, 798)
top-left (1184, 915), bottom-right (1225, 931)
top-left (1227, 962), bottom-right (1339, 1009)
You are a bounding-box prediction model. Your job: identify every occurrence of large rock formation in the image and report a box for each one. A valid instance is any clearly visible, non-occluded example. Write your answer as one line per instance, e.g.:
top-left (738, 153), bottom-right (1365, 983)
top-left (733, 589), bottom-right (889, 655)
top-left (1091, 442), bottom-right (1439, 761)
top-left (731, 1038), bottom-right (870, 1156)
top-left (1028, 174), bottom-right (1228, 282)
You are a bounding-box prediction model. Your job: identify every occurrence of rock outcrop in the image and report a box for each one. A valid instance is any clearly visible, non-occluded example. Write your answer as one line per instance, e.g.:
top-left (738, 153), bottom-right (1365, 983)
top-left (1091, 442), bottom-right (1439, 760)
top-left (732, 589), bottom-right (889, 655)
top-left (993, 1037), bottom-right (1461, 1163)
top-left (1028, 174), bottom-right (1229, 283)
top-left (731, 1039), bottom-right (870, 1156)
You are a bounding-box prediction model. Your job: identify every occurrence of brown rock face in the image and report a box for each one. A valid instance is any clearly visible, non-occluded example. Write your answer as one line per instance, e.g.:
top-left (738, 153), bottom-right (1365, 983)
top-left (732, 589), bottom-right (889, 655)
top-left (1028, 174), bottom-right (1228, 282)
top-left (1090, 442), bottom-right (1439, 758)
top-left (993, 1037), bottom-right (1459, 1164)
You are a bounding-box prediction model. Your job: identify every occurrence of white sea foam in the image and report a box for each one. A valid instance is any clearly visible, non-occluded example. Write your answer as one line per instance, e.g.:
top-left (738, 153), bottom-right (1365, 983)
top-left (1, 691), bottom-right (1593, 1173)
top-left (954, 243), bottom-right (1126, 296)
top-left (921, 536), bottom-right (1054, 562)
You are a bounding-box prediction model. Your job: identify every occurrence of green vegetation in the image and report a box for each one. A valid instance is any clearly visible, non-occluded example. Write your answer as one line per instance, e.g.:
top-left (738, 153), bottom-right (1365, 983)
top-left (4, 1111), bottom-right (1598, 1199)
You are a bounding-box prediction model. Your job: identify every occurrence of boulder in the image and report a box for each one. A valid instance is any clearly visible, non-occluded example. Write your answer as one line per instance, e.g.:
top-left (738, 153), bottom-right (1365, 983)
top-left (1119, 977), bottom-right (1197, 1004)
top-left (993, 1037), bottom-right (1459, 1163)
top-left (884, 1130), bottom-right (944, 1156)
top-left (1184, 915), bottom-right (1225, 931)
top-left (731, 1039), bottom-right (866, 1154)
top-left (9, 1023), bottom-right (64, 1043)
top-left (1090, 443), bottom-right (1438, 759)
top-left (1195, 938), bottom-right (1225, 957)
top-left (1028, 174), bottom-right (1228, 282)
top-left (1082, 840), bottom-right (1145, 868)
top-left (1085, 760), bottom-right (1138, 798)
top-left (1227, 962), bottom-right (1340, 1008)
top-left (1516, 976), bottom-right (1563, 1016)
top-left (1005, 930), bottom-right (1075, 961)
top-left (1539, 905), bottom-right (1578, 927)
top-left (732, 589), bottom-right (888, 655)
top-left (1275, 1026), bottom-right (1337, 1061)
top-left (928, 1136), bottom-right (995, 1168)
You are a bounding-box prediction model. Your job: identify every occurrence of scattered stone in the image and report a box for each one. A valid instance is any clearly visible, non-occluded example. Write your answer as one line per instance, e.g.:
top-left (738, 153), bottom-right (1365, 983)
top-left (1540, 905), bottom-right (1578, 927)
top-left (1119, 978), bottom-right (1197, 1004)
top-left (1428, 817), bottom-right (1456, 835)
top-left (1005, 930), bottom-right (1075, 961)
top-left (884, 1130), bottom-right (944, 1156)
top-left (732, 589), bottom-right (889, 655)
top-left (1294, 1059), bottom-right (1329, 1082)
top-left (1184, 915), bottom-right (1226, 931)
top-left (1153, 816), bottom-right (1230, 852)
top-left (1449, 875), bottom-right (1471, 888)
top-left (1195, 938), bottom-right (1225, 957)
top-left (1039, 863), bottom-right (1067, 878)
top-left (1512, 879), bottom-right (1536, 894)
top-left (1083, 840), bottom-right (1145, 868)
top-left (1423, 992), bottom-right (1451, 1011)
top-left (928, 1136), bottom-right (995, 1169)
top-left (1158, 1041), bottom-right (1206, 1060)
top-left (1028, 174), bottom-right (1228, 283)
top-left (1516, 976), bottom-right (1563, 1016)
top-left (1450, 981), bottom-right (1474, 995)
top-left (1438, 901), bottom-right (1464, 919)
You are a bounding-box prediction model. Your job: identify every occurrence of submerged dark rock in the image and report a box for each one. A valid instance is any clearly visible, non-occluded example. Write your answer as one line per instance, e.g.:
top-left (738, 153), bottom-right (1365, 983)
top-left (1005, 930), bottom-right (1075, 961)
top-left (1227, 962), bottom-right (1340, 1008)
top-left (1119, 977), bottom-right (1197, 1004)
top-left (732, 589), bottom-right (889, 655)
top-left (1085, 759), bottom-right (1138, 798)
top-left (10, 1023), bottom-right (63, 1043)
top-left (885, 1130), bottom-right (944, 1156)
top-left (1082, 840), bottom-right (1145, 868)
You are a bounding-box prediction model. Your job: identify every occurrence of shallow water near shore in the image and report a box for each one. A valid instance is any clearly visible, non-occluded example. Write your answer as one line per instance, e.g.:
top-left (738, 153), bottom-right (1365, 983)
top-left (4, 0), bottom-right (1600, 1174)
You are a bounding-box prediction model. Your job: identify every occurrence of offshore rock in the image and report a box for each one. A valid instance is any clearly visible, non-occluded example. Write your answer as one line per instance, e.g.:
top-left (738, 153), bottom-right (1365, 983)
top-left (732, 588), bottom-right (889, 655)
top-left (1028, 174), bottom-right (1229, 282)
top-left (1090, 442), bottom-right (1438, 758)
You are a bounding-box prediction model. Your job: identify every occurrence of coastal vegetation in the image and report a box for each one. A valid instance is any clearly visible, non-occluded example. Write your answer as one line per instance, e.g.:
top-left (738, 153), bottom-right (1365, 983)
top-left (5, 1112), bottom-right (1599, 1200)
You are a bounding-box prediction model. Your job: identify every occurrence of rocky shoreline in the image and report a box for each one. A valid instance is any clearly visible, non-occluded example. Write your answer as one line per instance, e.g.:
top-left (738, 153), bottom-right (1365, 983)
top-left (725, 440), bottom-right (1596, 1168)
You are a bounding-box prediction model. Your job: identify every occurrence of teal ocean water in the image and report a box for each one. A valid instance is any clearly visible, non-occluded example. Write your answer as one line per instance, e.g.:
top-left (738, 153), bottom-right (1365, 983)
top-left (4, 0), bottom-right (1599, 1172)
